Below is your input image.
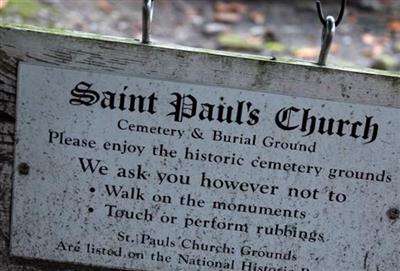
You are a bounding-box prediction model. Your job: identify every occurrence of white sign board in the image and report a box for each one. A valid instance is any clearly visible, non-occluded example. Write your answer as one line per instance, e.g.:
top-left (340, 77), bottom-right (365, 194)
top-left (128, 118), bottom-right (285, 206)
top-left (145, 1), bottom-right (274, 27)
top-left (11, 62), bottom-right (400, 271)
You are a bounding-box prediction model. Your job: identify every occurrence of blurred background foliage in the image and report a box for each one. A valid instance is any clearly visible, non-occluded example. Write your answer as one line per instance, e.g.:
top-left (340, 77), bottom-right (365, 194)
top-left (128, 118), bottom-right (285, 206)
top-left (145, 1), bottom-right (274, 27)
top-left (0, 0), bottom-right (399, 71)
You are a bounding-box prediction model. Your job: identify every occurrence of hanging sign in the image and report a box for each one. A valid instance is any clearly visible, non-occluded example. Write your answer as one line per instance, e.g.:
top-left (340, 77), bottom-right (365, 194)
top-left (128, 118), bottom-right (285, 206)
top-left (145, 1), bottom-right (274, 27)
top-left (10, 62), bottom-right (400, 271)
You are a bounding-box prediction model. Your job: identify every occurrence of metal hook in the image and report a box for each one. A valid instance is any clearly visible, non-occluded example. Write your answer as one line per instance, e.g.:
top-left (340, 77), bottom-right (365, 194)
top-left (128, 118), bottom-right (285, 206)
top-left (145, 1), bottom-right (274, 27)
top-left (318, 16), bottom-right (335, 66)
top-left (142, 0), bottom-right (154, 44)
top-left (316, 0), bottom-right (346, 27)
top-left (315, 0), bottom-right (346, 65)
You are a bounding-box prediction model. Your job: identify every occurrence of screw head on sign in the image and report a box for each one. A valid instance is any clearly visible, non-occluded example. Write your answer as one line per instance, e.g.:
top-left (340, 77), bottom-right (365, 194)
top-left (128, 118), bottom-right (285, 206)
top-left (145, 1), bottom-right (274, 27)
top-left (387, 208), bottom-right (400, 220)
top-left (18, 163), bottom-right (30, 175)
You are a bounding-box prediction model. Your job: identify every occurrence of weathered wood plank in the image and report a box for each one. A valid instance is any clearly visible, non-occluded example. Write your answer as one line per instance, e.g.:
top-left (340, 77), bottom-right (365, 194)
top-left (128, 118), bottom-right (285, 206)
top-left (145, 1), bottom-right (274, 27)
top-left (0, 24), bottom-right (399, 271)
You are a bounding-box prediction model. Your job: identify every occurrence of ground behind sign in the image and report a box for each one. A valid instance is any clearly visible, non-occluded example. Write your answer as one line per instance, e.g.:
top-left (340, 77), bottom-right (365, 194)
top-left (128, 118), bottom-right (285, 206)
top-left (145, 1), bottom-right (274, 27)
top-left (0, 25), bottom-right (399, 271)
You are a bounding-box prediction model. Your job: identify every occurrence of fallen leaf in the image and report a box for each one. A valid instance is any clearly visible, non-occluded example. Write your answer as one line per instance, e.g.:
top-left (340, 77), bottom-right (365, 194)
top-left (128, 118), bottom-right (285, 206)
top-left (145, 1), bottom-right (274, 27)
top-left (249, 11), bottom-right (266, 24)
top-left (215, 1), bottom-right (247, 14)
top-left (347, 14), bottom-right (359, 24)
top-left (245, 36), bottom-right (263, 46)
top-left (184, 6), bottom-right (198, 18)
top-left (0, 0), bottom-right (9, 10)
top-left (362, 33), bottom-right (389, 47)
top-left (264, 41), bottom-right (287, 52)
top-left (214, 12), bottom-right (242, 24)
top-left (330, 43), bottom-right (339, 54)
top-left (97, 0), bottom-right (113, 13)
top-left (363, 45), bottom-right (384, 58)
top-left (293, 44), bottom-right (339, 59)
top-left (387, 20), bottom-right (400, 32)
top-left (362, 33), bottom-right (376, 45)
top-left (218, 33), bottom-right (263, 52)
top-left (293, 47), bottom-right (320, 59)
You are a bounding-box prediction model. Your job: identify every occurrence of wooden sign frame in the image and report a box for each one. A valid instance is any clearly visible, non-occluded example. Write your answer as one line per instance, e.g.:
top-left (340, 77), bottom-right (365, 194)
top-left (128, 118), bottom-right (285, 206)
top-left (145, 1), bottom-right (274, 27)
top-left (0, 24), bottom-right (399, 271)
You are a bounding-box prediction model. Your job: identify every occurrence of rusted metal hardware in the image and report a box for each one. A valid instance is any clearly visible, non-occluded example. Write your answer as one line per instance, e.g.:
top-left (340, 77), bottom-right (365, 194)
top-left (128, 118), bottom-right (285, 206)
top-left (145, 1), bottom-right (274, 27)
top-left (315, 0), bottom-right (347, 65)
top-left (18, 162), bottom-right (30, 175)
top-left (387, 208), bottom-right (400, 220)
top-left (142, 0), bottom-right (155, 44)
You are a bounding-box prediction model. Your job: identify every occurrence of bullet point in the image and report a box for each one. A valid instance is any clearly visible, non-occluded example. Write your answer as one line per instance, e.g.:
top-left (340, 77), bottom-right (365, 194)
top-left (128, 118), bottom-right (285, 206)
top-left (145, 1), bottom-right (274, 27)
top-left (88, 207), bottom-right (94, 213)
top-left (89, 187), bottom-right (96, 193)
